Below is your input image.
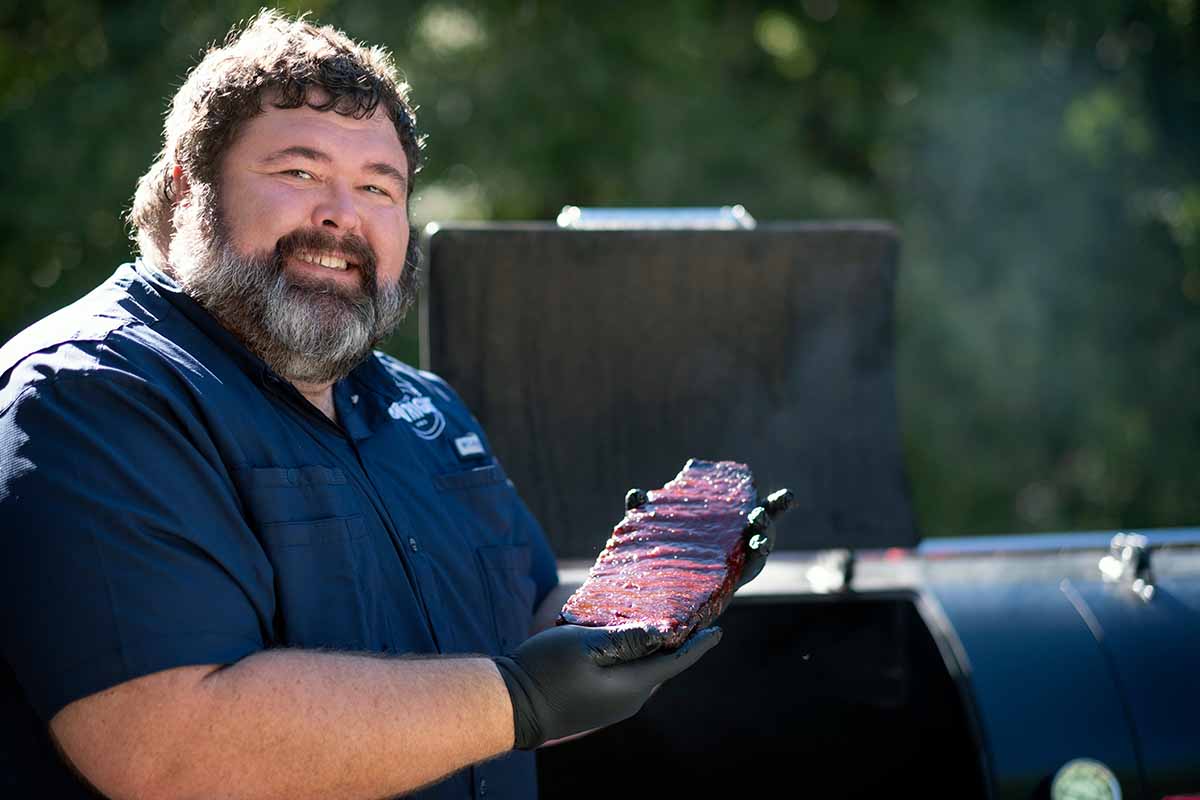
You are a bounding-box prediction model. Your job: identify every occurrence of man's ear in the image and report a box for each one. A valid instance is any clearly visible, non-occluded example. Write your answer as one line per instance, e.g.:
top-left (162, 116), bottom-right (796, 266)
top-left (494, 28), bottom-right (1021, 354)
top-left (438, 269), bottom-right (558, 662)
top-left (171, 164), bottom-right (192, 206)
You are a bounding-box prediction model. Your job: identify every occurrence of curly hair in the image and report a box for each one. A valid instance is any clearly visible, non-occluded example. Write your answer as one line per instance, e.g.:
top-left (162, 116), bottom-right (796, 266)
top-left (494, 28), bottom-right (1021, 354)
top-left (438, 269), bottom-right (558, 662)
top-left (128, 9), bottom-right (424, 266)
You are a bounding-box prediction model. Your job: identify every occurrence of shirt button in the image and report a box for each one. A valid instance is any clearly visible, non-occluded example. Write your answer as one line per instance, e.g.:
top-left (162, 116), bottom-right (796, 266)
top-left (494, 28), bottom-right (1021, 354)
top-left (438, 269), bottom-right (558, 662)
top-left (479, 778), bottom-right (487, 796)
top-left (408, 537), bottom-right (419, 552)
top-left (350, 394), bottom-right (359, 405)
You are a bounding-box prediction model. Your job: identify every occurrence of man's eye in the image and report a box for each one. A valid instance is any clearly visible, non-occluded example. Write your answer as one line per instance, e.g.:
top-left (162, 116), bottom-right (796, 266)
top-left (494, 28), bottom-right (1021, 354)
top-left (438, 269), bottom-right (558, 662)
top-left (283, 169), bottom-right (314, 180)
top-left (364, 185), bottom-right (392, 198)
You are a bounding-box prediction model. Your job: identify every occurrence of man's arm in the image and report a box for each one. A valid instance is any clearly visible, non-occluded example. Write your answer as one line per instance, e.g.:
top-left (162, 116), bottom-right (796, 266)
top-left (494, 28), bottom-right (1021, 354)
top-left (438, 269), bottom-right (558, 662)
top-left (50, 623), bottom-right (723, 799)
top-left (51, 650), bottom-right (514, 800)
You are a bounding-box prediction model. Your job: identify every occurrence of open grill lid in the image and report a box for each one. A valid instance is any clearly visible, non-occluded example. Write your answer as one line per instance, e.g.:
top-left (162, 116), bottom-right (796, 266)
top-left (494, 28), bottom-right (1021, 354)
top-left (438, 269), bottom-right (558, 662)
top-left (422, 221), bottom-right (917, 558)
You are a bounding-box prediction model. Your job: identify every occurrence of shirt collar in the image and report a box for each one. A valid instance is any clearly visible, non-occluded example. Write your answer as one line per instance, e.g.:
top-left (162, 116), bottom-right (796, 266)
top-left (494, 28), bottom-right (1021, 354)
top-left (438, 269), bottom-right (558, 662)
top-left (134, 257), bottom-right (389, 438)
top-left (339, 355), bottom-right (412, 440)
top-left (133, 257), bottom-right (283, 389)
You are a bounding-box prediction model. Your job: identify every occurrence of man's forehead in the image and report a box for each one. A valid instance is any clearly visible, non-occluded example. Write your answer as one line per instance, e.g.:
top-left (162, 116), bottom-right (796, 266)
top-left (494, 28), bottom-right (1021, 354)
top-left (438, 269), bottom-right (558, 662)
top-left (241, 102), bottom-right (407, 169)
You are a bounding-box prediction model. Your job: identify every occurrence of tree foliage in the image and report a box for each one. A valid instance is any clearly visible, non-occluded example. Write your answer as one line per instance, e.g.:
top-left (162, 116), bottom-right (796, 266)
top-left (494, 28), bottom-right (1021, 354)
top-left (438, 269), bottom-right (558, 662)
top-left (2, 0), bottom-right (1197, 537)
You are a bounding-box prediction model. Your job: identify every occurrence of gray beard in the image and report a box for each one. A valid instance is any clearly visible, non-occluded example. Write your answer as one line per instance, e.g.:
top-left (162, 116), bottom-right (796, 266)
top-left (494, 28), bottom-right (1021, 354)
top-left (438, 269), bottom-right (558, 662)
top-left (168, 188), bottom-right (415, 385)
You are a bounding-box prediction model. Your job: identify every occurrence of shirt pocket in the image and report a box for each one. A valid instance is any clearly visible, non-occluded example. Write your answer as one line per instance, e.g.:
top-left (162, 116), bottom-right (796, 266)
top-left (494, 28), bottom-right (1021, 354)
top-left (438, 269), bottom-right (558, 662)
top-left (432, 462), bottom-right (515, 539)
top-left (475, 543), bottom-right (536, 653)
top-left (234, 465), bottom-right (359, 524)
top-left (235, 466), bottom-right (388, 650)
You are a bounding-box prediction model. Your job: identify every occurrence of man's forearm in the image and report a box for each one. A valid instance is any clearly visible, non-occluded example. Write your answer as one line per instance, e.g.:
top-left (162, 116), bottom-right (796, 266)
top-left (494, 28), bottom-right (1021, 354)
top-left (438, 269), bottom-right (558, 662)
top-left (51, 650), bottom-right (515, 800)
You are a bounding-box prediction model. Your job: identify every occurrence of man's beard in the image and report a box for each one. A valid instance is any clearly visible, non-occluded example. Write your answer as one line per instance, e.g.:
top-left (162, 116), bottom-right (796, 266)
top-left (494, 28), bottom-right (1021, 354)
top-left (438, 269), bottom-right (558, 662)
top-left (168, 187), bottom-right (418, 385)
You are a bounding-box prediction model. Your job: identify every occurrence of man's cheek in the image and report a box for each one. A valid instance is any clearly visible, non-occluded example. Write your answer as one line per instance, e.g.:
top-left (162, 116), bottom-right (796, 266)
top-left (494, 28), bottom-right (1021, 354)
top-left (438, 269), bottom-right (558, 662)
top-left (235, 192), bottom-right (311, 248)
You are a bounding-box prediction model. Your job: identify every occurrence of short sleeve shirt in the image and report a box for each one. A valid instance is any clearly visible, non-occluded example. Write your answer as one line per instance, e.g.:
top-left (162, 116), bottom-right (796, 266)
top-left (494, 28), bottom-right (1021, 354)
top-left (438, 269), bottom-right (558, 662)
top-left (0, 260), bottom-right (558, 799)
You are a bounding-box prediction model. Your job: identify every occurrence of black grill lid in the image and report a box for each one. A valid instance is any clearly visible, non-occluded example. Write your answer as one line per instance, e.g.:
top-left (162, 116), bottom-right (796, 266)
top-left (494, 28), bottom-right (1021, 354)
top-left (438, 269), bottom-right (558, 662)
top-left (422, 222), bottom-right (917, 558)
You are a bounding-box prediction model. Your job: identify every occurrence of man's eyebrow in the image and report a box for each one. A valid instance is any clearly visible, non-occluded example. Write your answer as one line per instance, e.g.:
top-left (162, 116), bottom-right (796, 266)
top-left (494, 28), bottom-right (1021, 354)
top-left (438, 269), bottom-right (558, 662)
top-left (364, 161), bottom-right (408, 190)
top-left (258, 145), bottom-right (332, 165)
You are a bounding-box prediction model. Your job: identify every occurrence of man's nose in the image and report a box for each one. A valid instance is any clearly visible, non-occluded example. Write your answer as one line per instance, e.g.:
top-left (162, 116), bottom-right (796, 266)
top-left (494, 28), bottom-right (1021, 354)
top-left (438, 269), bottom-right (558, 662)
top-left (311, 181), bottom-right (361, 232)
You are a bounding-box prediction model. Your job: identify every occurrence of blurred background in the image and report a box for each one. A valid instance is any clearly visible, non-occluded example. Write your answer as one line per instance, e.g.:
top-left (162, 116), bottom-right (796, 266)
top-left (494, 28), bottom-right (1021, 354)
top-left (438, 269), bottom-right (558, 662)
top-left (1, 0), bottom-right (1197, 538)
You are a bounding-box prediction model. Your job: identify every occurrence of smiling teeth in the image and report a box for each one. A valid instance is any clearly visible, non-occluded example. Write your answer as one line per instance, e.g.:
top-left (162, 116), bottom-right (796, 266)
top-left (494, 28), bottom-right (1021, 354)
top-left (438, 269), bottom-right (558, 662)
top-left (296, 250), bottom-right (350, 270)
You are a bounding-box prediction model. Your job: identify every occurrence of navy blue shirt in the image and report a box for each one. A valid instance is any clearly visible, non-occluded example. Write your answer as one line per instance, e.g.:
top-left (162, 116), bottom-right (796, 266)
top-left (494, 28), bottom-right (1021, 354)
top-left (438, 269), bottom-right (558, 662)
top-left (0, 260), bottom-right (558, 798)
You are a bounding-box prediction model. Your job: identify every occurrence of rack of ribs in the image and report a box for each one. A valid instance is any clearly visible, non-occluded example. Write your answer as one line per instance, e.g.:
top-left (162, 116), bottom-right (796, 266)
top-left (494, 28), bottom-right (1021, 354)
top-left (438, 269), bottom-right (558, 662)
top-left (559, 458), bottom-right (789, 649)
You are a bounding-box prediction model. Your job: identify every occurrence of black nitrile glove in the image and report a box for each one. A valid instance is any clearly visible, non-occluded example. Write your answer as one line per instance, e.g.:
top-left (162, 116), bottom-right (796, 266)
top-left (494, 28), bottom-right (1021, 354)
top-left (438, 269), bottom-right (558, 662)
top-left (736, 487), bottom-right (795, 589)
top-left (494, 623), bottom-right (723, 750)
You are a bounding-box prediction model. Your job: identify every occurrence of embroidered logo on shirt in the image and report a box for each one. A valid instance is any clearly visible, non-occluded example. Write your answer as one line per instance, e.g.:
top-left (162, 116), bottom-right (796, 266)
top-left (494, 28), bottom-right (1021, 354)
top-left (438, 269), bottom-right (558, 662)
top-left (454, 433), bottom-right (485, 457)
top-left (387, 379), bottom-right (446, 440)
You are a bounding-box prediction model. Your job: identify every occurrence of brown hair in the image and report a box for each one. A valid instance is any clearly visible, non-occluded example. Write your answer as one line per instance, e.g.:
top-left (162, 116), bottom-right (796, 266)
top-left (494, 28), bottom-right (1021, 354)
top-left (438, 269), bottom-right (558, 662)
top-left (128, 9), bottom-right (424, 265)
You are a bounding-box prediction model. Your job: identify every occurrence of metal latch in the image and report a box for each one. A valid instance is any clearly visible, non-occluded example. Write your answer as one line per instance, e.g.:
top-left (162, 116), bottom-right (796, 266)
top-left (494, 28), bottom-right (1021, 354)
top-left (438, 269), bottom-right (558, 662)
top-left (1098, 532), bottom-right (1154, 601)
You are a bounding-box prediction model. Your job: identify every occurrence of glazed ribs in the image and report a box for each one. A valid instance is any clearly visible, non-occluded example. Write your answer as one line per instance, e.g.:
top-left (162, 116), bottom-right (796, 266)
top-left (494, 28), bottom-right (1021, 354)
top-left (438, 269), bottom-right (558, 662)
top-left (558, 459), bottom-right (758, 649)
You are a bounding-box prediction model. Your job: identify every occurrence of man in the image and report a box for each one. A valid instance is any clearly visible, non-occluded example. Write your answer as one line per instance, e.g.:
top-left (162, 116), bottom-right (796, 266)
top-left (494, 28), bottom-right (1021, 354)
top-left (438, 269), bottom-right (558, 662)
top-left (0, 12), bottom-right (738, 799)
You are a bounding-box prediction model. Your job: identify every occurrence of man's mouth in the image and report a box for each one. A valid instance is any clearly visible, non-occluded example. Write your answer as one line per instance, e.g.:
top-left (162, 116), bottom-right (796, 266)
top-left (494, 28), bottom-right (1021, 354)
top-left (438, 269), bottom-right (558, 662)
top-left (291, 249), bottom-right (359, 272)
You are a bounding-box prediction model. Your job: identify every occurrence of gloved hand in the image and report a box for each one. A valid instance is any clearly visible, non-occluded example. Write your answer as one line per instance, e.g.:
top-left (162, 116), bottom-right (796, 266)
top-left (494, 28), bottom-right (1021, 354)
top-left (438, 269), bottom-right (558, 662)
top-left (493, 623), bottom-right (723, 750)
top-left (736, 488), bottom-right (795, 589)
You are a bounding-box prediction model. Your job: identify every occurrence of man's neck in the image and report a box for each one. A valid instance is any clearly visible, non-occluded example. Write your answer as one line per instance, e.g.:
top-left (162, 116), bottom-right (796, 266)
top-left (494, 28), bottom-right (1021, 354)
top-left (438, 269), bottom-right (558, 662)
top-left (290, 380), bottom-right (338, 424)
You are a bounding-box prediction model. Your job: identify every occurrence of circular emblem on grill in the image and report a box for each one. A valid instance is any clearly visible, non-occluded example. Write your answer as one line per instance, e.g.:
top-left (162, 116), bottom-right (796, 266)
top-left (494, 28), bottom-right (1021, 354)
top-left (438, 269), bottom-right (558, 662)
top-left (387, 379), bottom-right (446, 440)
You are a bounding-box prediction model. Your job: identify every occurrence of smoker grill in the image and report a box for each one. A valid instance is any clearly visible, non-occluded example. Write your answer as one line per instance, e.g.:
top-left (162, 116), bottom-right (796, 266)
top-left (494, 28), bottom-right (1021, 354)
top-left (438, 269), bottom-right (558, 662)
top-left (422, 218), bottom-right (1200, 799)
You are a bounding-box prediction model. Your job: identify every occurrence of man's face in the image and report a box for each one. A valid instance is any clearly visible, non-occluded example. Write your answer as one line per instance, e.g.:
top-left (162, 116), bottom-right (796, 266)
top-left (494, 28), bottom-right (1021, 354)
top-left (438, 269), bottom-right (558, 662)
top-left (169, 101), bottom-right (415, 385)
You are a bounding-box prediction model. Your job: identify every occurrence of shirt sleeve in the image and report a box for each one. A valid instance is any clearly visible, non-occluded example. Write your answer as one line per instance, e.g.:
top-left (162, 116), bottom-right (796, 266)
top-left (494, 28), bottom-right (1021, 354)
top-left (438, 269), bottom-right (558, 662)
top-left (0, 371), bottom-right (270, 721)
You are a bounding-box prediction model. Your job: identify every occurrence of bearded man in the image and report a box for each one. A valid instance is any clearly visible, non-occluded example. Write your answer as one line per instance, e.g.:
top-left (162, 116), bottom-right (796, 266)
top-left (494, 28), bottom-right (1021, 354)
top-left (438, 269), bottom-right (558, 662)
top-left (0, 12), bottom-right (721, 799)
